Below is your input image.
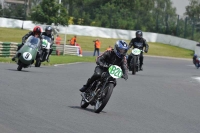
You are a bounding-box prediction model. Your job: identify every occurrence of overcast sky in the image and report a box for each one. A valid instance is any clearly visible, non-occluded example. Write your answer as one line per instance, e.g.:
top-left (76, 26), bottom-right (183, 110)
top-left (171, 0), bottom-right (190, 16)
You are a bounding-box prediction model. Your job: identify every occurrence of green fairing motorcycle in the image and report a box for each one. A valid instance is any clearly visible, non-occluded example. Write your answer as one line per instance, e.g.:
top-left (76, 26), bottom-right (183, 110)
top-left (13, 36), bottom-right (40, 71)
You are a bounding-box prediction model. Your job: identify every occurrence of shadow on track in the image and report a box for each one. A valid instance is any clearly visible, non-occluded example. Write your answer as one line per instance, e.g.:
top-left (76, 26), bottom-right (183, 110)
top-left (7, 68), bottom-right (30, 72)
top-left (68, 106), bottom-right (107, 114)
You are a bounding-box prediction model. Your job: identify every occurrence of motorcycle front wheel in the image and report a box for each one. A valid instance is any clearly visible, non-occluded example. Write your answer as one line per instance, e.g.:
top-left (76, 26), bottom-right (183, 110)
top-left (80, 97), bottom-right (89, 108)
top-left (131, 56), bottom-right (137, 75)
top-left (17, 61), bottom-right (23, 71)
top-left (94, 83), bottom-right (114, 113)
top-left (35, 58), bottom-right (41, 67)
top-left (17, 64), bottom-right (23, 71)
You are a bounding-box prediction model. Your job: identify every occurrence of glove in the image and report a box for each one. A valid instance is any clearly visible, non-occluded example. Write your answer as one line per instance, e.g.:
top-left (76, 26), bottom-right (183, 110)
top-left (144, 49), bottom-right (148, 53)
top-left (22, 40), bottom-right (25, 44)
top-left (122, 74), bottom-right (128, 80)
top-left (101, 72), bottom-right (107, 78)
top-left (102, 63), bottom-right (110, 68)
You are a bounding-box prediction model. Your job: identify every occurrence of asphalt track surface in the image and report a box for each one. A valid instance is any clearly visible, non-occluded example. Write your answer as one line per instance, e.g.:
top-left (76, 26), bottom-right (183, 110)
top-left (0, 56), bottom-right (200, 133)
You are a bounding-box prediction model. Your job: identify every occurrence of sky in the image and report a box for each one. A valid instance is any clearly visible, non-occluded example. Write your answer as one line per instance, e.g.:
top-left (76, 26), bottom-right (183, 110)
top-left (171, 0), bottom-right (190, 16)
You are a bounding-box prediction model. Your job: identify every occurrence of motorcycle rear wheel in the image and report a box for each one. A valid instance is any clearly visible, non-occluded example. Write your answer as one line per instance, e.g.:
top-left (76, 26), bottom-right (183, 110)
top-left (94, 83), bottom-right (114, 113)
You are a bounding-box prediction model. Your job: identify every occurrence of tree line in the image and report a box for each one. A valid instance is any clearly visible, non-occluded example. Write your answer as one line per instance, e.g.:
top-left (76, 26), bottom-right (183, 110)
top-left (1, 0), bottom-right (200, 41)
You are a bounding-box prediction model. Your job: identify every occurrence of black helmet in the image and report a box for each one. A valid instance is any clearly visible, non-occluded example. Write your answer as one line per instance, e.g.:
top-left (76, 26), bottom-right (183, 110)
top-left (45, 26), bottom-right (52, 35)
top-left (136, 30), bottom-right (143, 39)
top-left (114, 40), bottom-right (129, 58)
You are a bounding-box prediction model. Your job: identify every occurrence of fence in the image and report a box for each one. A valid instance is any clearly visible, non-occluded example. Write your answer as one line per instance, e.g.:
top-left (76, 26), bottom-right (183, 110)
top-left (0, 42), bottom-right (80, 57)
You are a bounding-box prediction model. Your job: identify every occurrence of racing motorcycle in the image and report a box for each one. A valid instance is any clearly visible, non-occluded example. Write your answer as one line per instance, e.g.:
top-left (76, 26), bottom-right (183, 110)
top-left (80, 65), bottom-right (124, 113)
top-left (129, 48), bottom-right (143, 75)
top-left (194, 57), bottom-right (200, 69)
top-left (13, 36), bottom-right (40, 71)
top-left (35, 35), bottom-right (51, 67)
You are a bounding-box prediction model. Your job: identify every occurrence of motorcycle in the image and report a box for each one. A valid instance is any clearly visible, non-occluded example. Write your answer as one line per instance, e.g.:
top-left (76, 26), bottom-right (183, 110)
top-left (129, 48), bottom-right (143, 75)
top-left (35, 35), bottom-right (51, 67)
top-left (80, 65), bottom-right (123, 113)
top-left (13, 36), bottom-right (40, 71)
top-left (194, 57), bottom-right (200, 69)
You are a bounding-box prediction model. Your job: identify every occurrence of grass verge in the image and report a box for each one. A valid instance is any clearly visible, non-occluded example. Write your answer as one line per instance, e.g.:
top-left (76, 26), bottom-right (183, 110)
top-left (0, 55), bottom-right (96, 65)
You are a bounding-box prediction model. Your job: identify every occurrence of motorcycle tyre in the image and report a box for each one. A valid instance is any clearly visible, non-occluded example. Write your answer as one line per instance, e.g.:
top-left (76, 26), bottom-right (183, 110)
top-left (80, 97), bottom-right (89, 108)
top-left (94, 83), bottom-right (114, 113)
top-left (17, 64), bottom-right (23, 71)
top-left (131, 56), bottom-right (136, 75)
top-left (35, 58), bottom-right (41, 67)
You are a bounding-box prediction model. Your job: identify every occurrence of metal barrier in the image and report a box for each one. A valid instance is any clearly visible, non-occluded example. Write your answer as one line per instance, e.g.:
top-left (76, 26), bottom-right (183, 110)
top-left (64, 45), bottom-right (80, 56)
top-left (0, 42), bottom-right (80, 57)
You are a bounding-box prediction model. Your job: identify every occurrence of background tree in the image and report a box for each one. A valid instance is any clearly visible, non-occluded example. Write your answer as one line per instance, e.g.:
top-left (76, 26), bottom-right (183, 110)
top-left (152, 0), bottom-right (177, 34)
top-left (185, 0), bottom-right (200, 19)
top-left (30, 0), bottom-right (68, 25)
top-left (1, 3), bottom-right (25, 19)
top-left (185, 0), bottom-right (200, 39)
top-left (0, 5), bottom-right (2, 16)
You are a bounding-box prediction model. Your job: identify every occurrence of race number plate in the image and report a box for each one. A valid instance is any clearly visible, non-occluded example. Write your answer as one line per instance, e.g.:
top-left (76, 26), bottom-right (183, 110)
top-left (108, 65), bottom-right (123, 78)
top-left (132, 48), bottom-right (141, 55)
top-left (23, 52), bottom-right (32, 61)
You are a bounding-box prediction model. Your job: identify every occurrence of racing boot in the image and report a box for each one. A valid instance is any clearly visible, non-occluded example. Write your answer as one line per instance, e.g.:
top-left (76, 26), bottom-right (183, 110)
top-left (12, 45), bottom-right (22, 61)
top-left (79, 78), bottom-right (91, 92)
top-left (47, 49), bottom-right (53, 62)
top-left (11, 56), bottom-right (16, 61)
top-left (12, 53), bottom-right (18, 61)
top-left (46, 56), bottom-right (50, 62)
top-left (128, 64), bottom-right (131, 71)
top-left (139, 64), bottom-right (143, 71)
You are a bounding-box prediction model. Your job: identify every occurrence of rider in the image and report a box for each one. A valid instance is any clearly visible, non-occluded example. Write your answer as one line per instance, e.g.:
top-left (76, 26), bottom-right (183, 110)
top-left (12, 26), bottom-right (42, 61)
top-left (79, 40), bottom-right (129, 92)
top-left (41, 26), bottom-right (54, 62)
top-left (193, 54), bottom-right (197, 65)
top-left (127, 30), bottom-right (149, 70)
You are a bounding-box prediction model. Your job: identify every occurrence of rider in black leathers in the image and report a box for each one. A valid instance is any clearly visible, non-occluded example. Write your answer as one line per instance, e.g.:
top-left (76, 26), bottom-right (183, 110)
top-left (41, 26), bottom-right (54, 62)
top-left (127, 30), bottom-right (149, 70)
top-left (80, 40), bottom-right (129, 92)
top-left (17, 26), bottom-right (42, 51)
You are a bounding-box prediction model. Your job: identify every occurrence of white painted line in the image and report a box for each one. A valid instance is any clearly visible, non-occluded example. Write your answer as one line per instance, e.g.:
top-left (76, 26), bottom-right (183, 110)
top-left (192, 77), bottom-right (200, 83)
top-left (145, 55), bottom-right (191, 61)
top-left (54, 62), bottom-right (83, 67)
top-left (187, 65), bottom-right (195, 67)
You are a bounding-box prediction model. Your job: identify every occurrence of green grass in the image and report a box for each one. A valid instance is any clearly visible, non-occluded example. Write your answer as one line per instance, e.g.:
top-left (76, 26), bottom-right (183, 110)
top-left (146, 42), bottom-right (194, 58)
top-left (42, 55), bottom-right (96, 65)
top-left (0, 27), bottom-right (30, 43)
top-left (0, 27), bottom-right (194, 64)
top-left (0, 55), bottom-right (96, 65)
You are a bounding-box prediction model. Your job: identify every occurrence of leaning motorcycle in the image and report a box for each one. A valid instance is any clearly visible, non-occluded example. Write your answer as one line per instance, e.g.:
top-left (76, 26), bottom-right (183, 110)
top-left (13, 36), bottom-right (40, 71)
top-left (129, 48), bottom-right (143, 75)
top-left (35, 35), bottom-right (51, 67)
top-left (194, 57), bottom-right (200, 69)
top-left (80, 65), bottom-right (123, 113)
